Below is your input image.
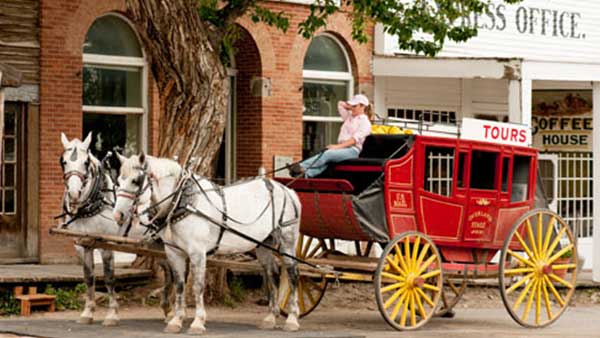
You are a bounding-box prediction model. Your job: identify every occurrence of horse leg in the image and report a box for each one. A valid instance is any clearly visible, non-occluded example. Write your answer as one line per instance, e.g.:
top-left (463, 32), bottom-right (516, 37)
top-left (164, 247), bottom-right (187, 334)
top-left (100, 249), bottom-right (119, 326)
top-left (280, 232), bottom-right (300, 332)
top-left (77, 246), bottom-right (95, 324)
top-left (256, 241), bottom-right (279, 330)
top-left (159, 259), bottom-right (174, 323)
top-left (187, 251), bottom-right (208, 335)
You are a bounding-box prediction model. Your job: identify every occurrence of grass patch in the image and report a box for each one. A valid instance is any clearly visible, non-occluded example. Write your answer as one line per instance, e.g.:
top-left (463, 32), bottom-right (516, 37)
top-left (222, 277), bottom-right (246, 308)
top-left (44, 284), bottom-right (86, 311)
top-left (0, 290), bottom-right (19, 316)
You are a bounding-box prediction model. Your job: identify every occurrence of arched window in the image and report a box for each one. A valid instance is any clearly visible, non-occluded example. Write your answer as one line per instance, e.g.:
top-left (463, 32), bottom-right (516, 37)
top-left (302, 34), bottom-right (352, 158)
top-left (82, 14), bottom-right (147, 157)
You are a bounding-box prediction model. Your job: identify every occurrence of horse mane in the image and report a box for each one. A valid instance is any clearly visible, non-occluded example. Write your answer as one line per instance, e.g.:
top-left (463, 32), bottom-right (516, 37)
top-left (121, 155), bottom-right (181, 179)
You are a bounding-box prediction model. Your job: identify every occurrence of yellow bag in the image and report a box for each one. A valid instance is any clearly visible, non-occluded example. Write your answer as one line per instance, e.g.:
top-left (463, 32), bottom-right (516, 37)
top-left (371, 125), bottom-right (405, 135)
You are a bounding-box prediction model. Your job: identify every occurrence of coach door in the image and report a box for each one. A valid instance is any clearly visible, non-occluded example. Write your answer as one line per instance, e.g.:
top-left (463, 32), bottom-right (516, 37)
top-left (0, 102), bottom-right (27, 260)
top-left (464, 149), bottom-right (500, 243)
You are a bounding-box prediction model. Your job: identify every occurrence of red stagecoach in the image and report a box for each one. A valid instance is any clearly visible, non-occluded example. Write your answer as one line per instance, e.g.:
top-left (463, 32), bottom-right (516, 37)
top-left (275, 118), bottom-right (577, 330)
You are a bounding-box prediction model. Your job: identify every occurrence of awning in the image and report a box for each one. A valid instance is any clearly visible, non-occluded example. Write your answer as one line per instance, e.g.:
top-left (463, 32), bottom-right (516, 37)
top-left (373, 55), bottom-right (521, 80)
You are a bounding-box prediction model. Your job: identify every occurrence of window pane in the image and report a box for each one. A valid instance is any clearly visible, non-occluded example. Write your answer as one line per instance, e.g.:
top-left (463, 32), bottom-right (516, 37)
top-left (303, 121), bottom-right (341, 158)
top-left (303, 36), bottom-right (349, 72)
top-left (424, 147), bottom-right (454, 197)
top-left (501, 157), bottom-right (510, 192)
top-left (4, 138), bottom-right (15, 162)
top-left (3, 164), bottom-right (15, 188)
top-left (303, 81), bottom-right (348, 117)
top-left (83, 15), bottom-right (142, 57)
top-left (3, 104), bottom-right (16, 136)
top-left (4, 189), bottom-right (14, 214)
top-left (470, 151), bottom-right (498, 190)
top-left (83, 113), bottom-right (141, 160)
top-left (83, 66), bottom-right (142, 107)
top-left (512, 156), bottom-right (531, 202)
top-left (457, 152), bottom-right (467, 188)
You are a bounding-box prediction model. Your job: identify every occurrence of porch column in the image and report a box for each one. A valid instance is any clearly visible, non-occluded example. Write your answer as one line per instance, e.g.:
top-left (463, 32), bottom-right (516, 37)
top-left (508, 79), bottom-right (520, 123)
top-left (593, 82), bottom-right (600, 282)
top-left (374, 76), bottom-right (386, 118)
top-left (520, 78), bottom-right (532, 126)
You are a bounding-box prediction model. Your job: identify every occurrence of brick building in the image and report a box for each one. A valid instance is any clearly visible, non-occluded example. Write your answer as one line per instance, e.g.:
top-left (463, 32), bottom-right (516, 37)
top-left (0, 0), bottom-right (373, 263)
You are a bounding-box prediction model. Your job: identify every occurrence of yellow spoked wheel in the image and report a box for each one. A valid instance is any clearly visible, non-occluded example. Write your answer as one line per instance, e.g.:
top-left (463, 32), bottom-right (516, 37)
top-left (279, 234), bottom-right (329, 318)
top-left (435, 276), bottom-right (467, 317)
top-left (374, 232), bottom-right (443, 330)
top-left (499, 209), bottom-right (577, 328)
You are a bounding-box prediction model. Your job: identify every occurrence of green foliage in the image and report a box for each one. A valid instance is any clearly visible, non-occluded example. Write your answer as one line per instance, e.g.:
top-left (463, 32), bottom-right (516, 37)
top-left (222, 277), bottom-right (246, 308)
top-left (0, 290), bottom-right (19, 316)
top-left (197, 0), bottom-right (523, 58)
top-left (560, 248), bottom-right (574, 259)
top-left (44, 284), bottom-right (86, 311)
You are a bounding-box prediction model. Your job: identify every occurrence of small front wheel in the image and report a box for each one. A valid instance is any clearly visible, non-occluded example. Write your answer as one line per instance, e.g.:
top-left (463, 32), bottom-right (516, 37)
top-left (374, 232), bottom-right (443, 330)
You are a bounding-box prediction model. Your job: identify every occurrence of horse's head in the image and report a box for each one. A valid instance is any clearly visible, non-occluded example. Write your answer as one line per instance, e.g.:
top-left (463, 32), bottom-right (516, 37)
top-left (113, 152), bottom-right (153, 235)
top-left (60, 132), bottom-right (95, 214)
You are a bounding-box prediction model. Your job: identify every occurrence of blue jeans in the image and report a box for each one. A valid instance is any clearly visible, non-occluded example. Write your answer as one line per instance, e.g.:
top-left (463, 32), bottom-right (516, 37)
top-left (300, 147), bottom-right (360, 178)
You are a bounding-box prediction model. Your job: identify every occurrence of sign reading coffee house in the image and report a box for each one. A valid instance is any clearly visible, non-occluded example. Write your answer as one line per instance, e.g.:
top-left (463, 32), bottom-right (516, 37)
top-left (531, 91), bottom-right (593, 152)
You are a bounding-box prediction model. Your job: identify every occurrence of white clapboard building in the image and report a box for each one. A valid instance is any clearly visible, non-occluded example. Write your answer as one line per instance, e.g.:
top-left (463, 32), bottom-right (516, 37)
top-left (373, 0), bottom-right (600, 280)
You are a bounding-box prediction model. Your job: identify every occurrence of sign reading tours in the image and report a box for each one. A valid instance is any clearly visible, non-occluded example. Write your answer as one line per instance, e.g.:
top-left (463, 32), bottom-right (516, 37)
top-left (531, 91), bottom-right (593, 152)
top-left (461, 118), bottom-right (532, 147)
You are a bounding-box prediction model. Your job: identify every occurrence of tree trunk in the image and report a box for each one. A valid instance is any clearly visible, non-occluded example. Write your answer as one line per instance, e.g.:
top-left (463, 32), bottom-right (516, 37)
top-left (125, 0), bottom-right (228, 175)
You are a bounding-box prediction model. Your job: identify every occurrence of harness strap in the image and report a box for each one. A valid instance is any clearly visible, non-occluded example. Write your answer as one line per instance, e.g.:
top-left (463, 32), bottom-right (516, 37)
top-left (207, 180), bottom-right (227, 255)
top-left (263, 178), bottom-right (276, 232)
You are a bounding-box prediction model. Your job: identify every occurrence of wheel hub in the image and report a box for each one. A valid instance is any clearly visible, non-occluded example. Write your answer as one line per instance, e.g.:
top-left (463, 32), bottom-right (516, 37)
top-left (406, 273), bottom-right (425, 289)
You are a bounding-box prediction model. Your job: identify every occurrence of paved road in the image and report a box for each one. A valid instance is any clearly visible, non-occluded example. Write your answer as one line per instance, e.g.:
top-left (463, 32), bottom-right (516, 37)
top-left (1, 306), bottom-right (599, 338)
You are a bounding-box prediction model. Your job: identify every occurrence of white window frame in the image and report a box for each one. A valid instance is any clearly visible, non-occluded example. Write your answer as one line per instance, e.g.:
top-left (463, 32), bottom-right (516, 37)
top-left (82, 12), bottom-right (148, 153)
top-left (302, 33), bottom-right (353, 126)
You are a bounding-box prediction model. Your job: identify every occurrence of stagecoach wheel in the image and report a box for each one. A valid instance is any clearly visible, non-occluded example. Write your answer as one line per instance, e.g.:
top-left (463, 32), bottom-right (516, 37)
top-left (499, 209), bottom-right (577, 328)
top-left (279, 234), bottom-right (329, 318)
top-left (374, 232), bottom-right (443, 330)
top-left (435, 276), bottom-right (467, 317)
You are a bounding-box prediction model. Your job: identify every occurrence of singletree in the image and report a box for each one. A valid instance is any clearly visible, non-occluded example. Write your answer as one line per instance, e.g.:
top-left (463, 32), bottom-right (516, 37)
top-left (125, 0), bottom-right (520, 174)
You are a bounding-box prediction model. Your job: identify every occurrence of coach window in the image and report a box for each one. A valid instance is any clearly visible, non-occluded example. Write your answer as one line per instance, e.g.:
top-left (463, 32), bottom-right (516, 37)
top-left (82, 14), bottom-right (147, 157)
top-left (470, 151), bottom-right (499, 190)
top-left (512, 155), bottom-right (531, 202)
top-left (424, 146), bottom-right (454, 197)
top-left (302, 34), bottom-right (352, 158)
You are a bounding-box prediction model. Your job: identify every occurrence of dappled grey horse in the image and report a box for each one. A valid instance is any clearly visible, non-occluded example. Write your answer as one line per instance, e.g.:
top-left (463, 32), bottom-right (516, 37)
top-left (59, 133), bottom-right (173, 325)
top-left (113, 153), bottom-right (302, 334)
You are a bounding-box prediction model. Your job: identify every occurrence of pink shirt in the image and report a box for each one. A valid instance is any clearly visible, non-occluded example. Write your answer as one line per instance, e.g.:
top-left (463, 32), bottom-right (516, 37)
top-left (337, 102), bottom-right (372, 151)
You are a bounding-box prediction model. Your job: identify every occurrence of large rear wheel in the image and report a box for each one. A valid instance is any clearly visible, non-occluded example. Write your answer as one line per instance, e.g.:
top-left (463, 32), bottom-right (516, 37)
top-left (279, 234), bottom-right (329, 318)
top-left (374, 232), bottom-right (443, 330)
top-left (499, 209), bottom-right (577, 327)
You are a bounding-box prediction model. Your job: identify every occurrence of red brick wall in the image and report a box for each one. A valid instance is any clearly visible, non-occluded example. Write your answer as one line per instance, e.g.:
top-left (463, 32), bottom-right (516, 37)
top-left (38, 1), bottom-right (372, 262)
top-left (236, 2), bottom-right (374, 175)
top-left (234, 27), bottom-right (263, 178)
top-left (38, 0), bottom-right (162, 262)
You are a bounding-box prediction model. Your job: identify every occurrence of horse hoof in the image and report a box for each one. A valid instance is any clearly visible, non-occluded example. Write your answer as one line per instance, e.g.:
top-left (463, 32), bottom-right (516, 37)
top-left (283, 320), bottom-right (300, 332)
top-left (102, 318), bottom-right (119, 326)
top-left (187, 325), bottom-right (206, 335)
top-left (164, 315), bottom-right (173, 324)
top-left (258, 314), bottom-right (276, 330)
top-left (77, 316), bottom-right (93, 325)
top-left (164, 324), bottom-right (183, 334)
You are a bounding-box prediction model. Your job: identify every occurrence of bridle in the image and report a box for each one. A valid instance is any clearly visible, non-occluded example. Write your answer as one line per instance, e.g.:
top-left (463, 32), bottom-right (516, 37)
top-left (60, 148), bottom-right (92, 204)
top-left (115, 164), bottom-right (157, 236)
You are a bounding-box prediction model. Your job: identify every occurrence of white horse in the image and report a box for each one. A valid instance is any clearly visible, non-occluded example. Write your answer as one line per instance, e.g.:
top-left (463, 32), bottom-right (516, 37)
top-left (59, 133), bottom-right (174, 325)
top-left (112, 153), bottom-right (302, 334)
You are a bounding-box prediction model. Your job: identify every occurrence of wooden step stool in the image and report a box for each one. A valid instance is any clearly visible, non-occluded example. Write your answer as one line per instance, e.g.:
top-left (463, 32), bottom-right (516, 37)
top-left (13, 286), bottom-right (56, 316)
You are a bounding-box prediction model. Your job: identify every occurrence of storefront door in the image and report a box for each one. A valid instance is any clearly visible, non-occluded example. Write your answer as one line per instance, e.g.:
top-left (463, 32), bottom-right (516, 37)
top-left (0, 102), bottom-right (27, 260)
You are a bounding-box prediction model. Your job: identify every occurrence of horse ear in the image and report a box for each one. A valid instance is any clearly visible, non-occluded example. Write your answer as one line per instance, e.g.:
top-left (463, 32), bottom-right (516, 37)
top-left (139, 152), bottom-right (146, 165)
top-left (116, 152), bottom-right (127, 164)
top-left (60, 132), bottom-right (70, 149)
top-left (81, 132), bottom-right (92, 150)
